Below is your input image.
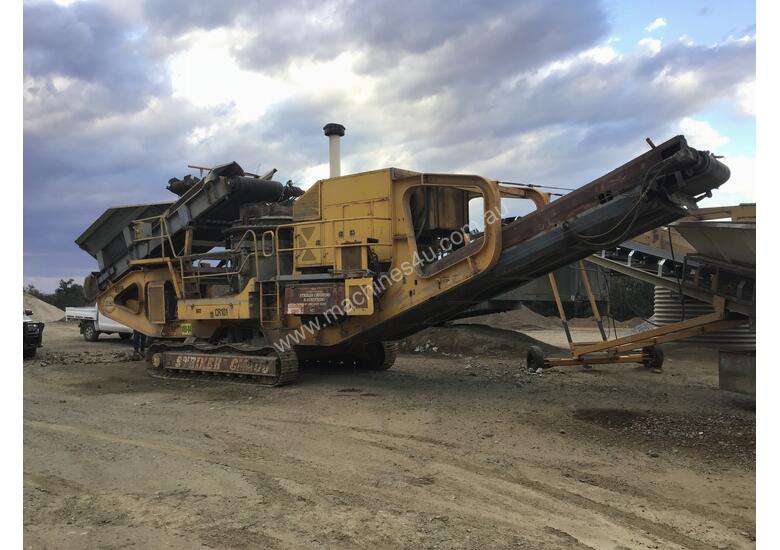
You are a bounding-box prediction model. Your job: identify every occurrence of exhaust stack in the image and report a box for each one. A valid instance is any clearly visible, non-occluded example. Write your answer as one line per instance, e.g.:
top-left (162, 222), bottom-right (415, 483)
top-left (323, 123), bottom-right (345, 178)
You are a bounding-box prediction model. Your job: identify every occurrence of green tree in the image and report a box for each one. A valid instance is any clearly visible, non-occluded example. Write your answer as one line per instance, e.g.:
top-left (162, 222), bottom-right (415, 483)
top-left (24, 279), bottom-right (89, 310)
top-left (49, 279), bottom-right (88, 310)
top-left (23, 284), bottom-right (45, 300)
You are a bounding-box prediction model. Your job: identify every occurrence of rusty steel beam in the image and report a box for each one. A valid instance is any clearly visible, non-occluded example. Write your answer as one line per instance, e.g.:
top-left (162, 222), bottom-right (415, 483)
top-left (500, 135), bottom-right (726, 250)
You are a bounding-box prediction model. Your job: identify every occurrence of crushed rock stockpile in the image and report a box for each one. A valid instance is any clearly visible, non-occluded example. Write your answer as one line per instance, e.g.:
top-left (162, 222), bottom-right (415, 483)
top-left (455, 307), bottom-right (643, 332)
top-left (453, 306), bottom-right (560, 331)
top-left (23, 293), bottom-right (65, 323)
top-left (399, 324), bottom-right (561, 357)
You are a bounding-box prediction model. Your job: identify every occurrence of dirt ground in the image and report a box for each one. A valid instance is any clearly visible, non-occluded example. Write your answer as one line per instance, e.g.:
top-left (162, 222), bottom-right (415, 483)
top-left (24, 322), bottom-right (755, 549)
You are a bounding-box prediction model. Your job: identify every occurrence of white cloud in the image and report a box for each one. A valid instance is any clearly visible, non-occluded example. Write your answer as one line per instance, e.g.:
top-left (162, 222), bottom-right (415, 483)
top-left (724, 34), bottom-right (755, 45)
top-left (284, 52), bottom-right (376, 102)
top-left (579, 45), bottom-right (620, 64)
top-left (169, 29), bottom-right (378, 129)
top-left (652, 67), bottom-right (699, 92)
top-left (645, 17), bottom-right (667, 32)
top-left (520, 44), bottom-right (620, 87)
top-left (675, 119), bottom-right (754, 207)
top-left (187, 124), bottom-right (220, 146)
top-left (678, 117), bottom-right (729, 151)
top-left (699, 154), bottom-right (755, 207)
top-left (169, 28), bottom-right (291, 124)
top-left (736, 80), bottom-right (755, 116)
top-left (299, 162), bottom-right (331, 186)
top-left (678, 35), bottom-right (695, 46)
top-left (637, 37), bottom-right (662, 55)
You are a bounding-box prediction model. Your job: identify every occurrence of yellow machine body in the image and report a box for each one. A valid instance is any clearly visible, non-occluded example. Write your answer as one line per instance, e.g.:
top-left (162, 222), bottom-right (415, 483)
top-left (81, 135), bottom-right (732, 384)
top-left (95, 167), bottom-right (517, 350)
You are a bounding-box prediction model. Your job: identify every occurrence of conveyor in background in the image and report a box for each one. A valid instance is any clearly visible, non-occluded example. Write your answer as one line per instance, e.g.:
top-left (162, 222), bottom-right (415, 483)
top-left (572, 204), bottom-right (756, 394)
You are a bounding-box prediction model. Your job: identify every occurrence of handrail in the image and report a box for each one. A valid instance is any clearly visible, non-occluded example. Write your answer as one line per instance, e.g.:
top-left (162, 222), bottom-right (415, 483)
top-left (279, 243), bottom-right (393, 252)
top-left (131, 211), bottom-right (392, 318)
top-left (261, 231), bottom-right (275, 257)
top-left (180, 230), bottom-right (260, 294)
top-left (131, 215), bottom-right (179, 260)
top-left (131, 214), bottom-right (263, 299)
top-left (275, 215), bottom-right (392, 229)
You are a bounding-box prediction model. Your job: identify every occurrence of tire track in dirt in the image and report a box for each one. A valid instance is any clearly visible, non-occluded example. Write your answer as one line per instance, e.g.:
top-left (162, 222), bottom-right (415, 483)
top-left (22, 418), bottom-right (652, 547)
top-left (268, 417), bottom-right (459, 448)
top-left (264, 414), bottom-right (751, 545)
top-left (26, 411), bottom-right (748, 543)
top-left (26, 412), bottom-right (750, 550)
top-left (555, 466), bottom-right (752, 533)
top-left (235, 417), bottom-right (737, 549)
top-left (24, 419), bottom-right (275, 477)
top-left (439, 460), bottom-right (731, 550)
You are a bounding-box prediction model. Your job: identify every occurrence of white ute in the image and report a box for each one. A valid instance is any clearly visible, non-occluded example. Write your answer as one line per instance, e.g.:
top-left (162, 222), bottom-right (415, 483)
top-left (65, 306), bottom-right (133, 342)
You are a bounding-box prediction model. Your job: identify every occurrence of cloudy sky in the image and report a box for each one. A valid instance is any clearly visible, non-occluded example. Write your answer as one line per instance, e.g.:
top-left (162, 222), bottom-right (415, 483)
top-left (23, 0), bottom-right (755, 292)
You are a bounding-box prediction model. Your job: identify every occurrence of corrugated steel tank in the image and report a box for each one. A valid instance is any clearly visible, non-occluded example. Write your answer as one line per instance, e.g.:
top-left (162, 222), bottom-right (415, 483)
top-left (653, 287), bottom-right (755, 351)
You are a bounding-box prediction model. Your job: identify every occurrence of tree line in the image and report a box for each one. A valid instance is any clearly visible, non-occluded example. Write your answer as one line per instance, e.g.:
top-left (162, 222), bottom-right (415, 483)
top-left (24, 279), bottom-right (90, 311)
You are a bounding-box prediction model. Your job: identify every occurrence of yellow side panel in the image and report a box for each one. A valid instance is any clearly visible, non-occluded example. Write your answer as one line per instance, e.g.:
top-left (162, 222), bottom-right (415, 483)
top-left (285, 173), bottom-right (503, 347)
top-left (177, 300), bottom-right (253, 320)
top-left (320, 170), bottom-right (391, 207)
top-left (147, 282), bottom-right (166, 324)
top-left (177, 280), bottom-right (257, 320)
top-left (294, 224), bottom-right (323, 267)
top-left (344, 277), bottom-right (374, 316)
top-left (293, 169), bottom-right (394, 270)
top-left (97, 268), bottom-right (221, 339)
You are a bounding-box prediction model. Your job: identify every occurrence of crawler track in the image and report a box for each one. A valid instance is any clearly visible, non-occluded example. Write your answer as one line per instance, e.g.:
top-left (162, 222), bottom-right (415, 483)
top-left (298, 342), bottom-right (398, 371)
top-left (146, 341), bottom-right (298, 386)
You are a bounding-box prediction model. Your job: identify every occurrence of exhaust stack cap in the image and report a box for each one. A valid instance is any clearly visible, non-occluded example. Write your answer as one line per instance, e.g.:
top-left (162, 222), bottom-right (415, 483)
top-left (323, 123), bottom-right (345, 137)
top-left (323, 123), bottom-right (345, 178)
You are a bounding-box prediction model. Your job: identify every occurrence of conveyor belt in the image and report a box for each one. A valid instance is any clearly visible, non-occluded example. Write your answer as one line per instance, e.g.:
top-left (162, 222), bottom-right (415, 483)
top-left (344, 136), bottom-right (731, 344)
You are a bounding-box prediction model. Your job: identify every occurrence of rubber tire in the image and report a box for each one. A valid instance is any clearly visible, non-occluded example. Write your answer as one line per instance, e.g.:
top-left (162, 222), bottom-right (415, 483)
top-left (83, 322), bottom-right (99, 342)
top-left (527, 345), bottom-right (545, 371)
top-left (119, 332), bottom-right (132, 341)
top-left (23, 347), bottom-right (36, 359)
top-left (642, 346), bottom-right (664, 370)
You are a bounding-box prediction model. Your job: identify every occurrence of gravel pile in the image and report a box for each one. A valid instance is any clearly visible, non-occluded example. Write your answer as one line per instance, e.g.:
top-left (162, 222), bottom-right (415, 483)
top-left (23, 293), bottom-right (65, 322)
top-left (26, 350), bottom-right (137, 367)
top-left (399, 323), bottom-right (561, 356)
